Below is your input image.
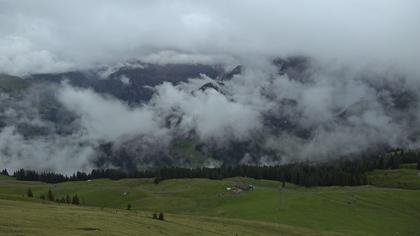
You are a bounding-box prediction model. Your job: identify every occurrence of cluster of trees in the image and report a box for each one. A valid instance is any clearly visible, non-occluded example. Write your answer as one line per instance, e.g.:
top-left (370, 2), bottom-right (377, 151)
top-left (1, 169), bottom-right (8, 176)
top-left (152, 212), bottom-right (165, 221)
top-left (11, 164), bottom-right (367, 187)
top-left (14, 170), bottom-right (68, 183)
top-left (26, 188), bottom-right (80, 205)
top-left (5, 149), bottom-right (420, 187)
top-left (147, 150), bottom-right (420, 187)
top-left (154, 162), bottom-right (368, 187)
top-left (12, 169), bottom-right (156, 183)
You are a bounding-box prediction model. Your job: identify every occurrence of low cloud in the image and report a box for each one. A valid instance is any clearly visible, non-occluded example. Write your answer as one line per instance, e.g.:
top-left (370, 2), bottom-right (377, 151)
top-left (1, 1), bottom-right (420, 172)
top-left (1, 62), bottom-right (420, 172)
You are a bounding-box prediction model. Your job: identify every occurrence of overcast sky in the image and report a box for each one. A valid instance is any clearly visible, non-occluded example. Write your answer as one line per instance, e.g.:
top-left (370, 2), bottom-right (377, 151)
top-left (0, 0), bottom-right (419, 75)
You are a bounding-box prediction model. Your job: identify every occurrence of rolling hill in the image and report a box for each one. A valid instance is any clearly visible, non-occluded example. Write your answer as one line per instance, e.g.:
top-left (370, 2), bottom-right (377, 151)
top-left (1, 168), bottom-right (420, 235)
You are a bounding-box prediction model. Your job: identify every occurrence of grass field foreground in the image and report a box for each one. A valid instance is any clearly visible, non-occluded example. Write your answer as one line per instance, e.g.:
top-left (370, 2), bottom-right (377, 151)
top-left (0, 170), bottom-right (420, 235)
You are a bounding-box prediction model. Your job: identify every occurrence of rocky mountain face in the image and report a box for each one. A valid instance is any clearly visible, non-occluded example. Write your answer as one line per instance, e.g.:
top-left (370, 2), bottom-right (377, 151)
top-left (29, 63), bottom-right (224, 104)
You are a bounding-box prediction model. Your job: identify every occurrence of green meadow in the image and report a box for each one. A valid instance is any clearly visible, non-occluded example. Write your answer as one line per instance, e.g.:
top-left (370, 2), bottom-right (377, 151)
top-left (1, 167), bottom-right (420, 235)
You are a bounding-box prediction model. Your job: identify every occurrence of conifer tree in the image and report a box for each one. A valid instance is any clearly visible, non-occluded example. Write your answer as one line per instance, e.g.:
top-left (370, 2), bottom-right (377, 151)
top-left (158, 212), bottom-right (165, 221)
top-left (72, 194), bottom-right (80, 205)
top-left (47, 189), bottom-right (54, 201)
top-left (66, 194), bottom-right (71, 204)
top-left (27, 188), bottom-right (33, 198)
top-left (1, 169), bottom-right (8, 176)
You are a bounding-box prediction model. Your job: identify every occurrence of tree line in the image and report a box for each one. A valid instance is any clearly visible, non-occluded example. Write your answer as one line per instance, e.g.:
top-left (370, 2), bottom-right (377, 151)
top-left (26, 188), bottom-right (80, 205)
top-left (2, 149), bottom-right (420, 187)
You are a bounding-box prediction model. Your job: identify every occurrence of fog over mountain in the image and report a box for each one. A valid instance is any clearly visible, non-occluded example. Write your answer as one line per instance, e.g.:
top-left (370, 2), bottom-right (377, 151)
top-left (0, 1), bottom-right (419, 173)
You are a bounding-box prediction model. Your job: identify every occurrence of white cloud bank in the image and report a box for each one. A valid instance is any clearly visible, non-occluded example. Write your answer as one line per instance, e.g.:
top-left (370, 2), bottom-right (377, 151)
top-left (0, 0), bottom-right (419, 75)
top-left (1, 0), bottom-right (420, 173)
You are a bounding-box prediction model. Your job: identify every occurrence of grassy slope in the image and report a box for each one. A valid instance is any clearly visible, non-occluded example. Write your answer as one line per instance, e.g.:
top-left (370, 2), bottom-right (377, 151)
top-left (170, 138), bottom-right (212, 166)
top-left (367, 166), bottom-right (420, 190)
top-left (0, 74), bottom-right (29, 93)
top-left (0, 198), bottom-right (331, 236)
top-left (1, 175), bottom-right (420, 235)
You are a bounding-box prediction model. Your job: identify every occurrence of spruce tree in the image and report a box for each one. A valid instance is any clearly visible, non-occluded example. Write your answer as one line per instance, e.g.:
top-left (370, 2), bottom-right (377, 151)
top-left (27, 188), bottom-right (33, 198)
top-left (47, 189), bottom-right (54, 201)
top-left (72, 194), bottom-right (80, 205)
top-left (66, 194), bottom-right (71, 204)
